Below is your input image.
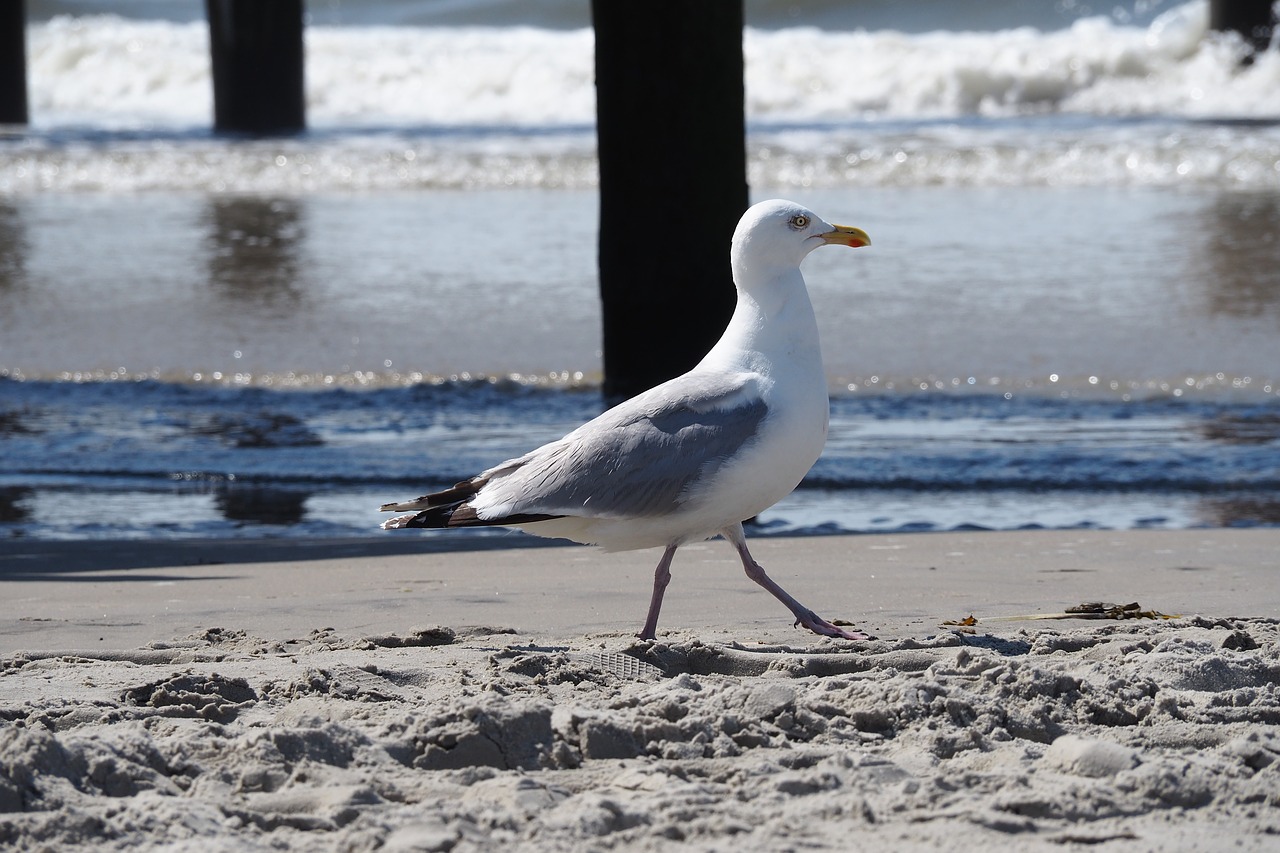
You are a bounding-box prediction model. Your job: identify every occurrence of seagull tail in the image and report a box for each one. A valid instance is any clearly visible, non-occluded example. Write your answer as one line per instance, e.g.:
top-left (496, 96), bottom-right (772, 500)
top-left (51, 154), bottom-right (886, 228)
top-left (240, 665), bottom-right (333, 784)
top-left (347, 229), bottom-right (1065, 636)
top-left (379, 475), bottom-right (563, 530)
top-left (380, 503), bottom-right (562, 530)
top-left (381, 507), bottom-right (454, 529)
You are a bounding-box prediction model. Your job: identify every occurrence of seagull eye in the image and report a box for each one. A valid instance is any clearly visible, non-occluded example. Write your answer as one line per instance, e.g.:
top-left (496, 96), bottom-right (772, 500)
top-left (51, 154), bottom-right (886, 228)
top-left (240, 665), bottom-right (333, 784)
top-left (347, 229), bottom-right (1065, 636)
top-left (788, 214), bottom-right (809, 230)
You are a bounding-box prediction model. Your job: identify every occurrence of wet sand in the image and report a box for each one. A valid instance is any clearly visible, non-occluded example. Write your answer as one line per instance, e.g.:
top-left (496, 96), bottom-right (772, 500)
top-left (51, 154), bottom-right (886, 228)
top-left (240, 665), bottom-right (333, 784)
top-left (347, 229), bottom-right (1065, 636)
top-left (2, 529), bottom-right (1279, 850)
top-left (3, 529), bottom-right (1278, 649)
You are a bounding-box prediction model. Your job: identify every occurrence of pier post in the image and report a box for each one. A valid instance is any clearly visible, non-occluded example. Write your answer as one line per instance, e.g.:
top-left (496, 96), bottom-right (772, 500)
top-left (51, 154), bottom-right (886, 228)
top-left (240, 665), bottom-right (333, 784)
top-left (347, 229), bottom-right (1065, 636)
top-left (206, 0), bottom-right (306, 135)
top-left (1210, 0), bottom-right (1277, 55)
top-left (593, 1), bottom-right (748, 402)
top-left (0, 0), bottom-right (28, 125)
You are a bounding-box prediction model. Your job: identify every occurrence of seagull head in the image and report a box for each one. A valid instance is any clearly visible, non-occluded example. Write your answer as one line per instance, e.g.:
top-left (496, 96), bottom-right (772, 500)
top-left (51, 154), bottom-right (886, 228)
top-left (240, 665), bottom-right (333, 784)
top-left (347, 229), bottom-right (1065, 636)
top-left (730, 199), bottom-right (870, 280)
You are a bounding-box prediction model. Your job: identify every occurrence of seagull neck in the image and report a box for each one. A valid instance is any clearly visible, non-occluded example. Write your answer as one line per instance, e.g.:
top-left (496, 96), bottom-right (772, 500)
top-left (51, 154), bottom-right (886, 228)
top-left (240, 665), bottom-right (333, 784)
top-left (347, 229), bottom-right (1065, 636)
top-left (701, 266), bottom-right (822, 372)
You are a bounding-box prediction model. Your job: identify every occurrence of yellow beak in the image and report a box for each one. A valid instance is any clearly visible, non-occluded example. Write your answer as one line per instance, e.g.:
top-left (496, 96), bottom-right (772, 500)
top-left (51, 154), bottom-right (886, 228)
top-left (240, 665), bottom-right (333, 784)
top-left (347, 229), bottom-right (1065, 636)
top-left (821, 224), bottom-right (871, 248)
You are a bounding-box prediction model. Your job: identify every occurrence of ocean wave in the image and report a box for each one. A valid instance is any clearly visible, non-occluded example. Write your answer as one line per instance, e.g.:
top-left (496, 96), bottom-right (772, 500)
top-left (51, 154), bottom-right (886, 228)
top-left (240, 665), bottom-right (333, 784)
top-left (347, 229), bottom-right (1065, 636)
top-left (11, 5), bottom-right (1280, 192)
top-left (24, 4), bottom-right (1279, 129)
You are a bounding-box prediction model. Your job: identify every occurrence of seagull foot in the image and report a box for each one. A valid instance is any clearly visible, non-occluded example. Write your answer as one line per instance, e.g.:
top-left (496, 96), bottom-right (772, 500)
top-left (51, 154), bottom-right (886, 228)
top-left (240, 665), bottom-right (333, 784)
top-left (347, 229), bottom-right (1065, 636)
top-left (795, 610), bottom-right (872, 641)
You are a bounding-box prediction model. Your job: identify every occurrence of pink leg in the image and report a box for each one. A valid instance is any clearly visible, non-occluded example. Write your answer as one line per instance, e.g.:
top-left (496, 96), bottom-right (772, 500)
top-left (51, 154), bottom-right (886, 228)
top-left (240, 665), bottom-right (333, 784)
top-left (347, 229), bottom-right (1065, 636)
top-left (638, 545), bottom-right (678, 640)
top-left (721, 524), bottom-right (869, 640)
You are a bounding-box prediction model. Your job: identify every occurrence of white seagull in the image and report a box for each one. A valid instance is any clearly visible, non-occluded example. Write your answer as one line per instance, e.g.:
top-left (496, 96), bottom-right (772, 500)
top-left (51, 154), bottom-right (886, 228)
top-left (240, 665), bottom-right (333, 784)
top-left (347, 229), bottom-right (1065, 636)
top-left (381, 199), bottom-right (871, 640)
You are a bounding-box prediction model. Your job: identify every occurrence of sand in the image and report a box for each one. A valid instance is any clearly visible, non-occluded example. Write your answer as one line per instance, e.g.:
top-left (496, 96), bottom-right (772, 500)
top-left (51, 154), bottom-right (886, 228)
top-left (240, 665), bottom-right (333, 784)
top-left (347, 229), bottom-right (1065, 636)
top-left (2, 529), bottom-right (1278, 851)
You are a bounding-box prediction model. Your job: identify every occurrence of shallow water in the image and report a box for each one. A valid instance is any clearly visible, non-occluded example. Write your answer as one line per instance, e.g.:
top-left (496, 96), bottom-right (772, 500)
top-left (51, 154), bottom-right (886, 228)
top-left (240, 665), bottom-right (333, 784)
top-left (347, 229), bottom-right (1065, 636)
top-left (3, 185), bottom-right (1280, 541)
top-left (2, 373), bottom-right (1278, 540)
top-left (3, 187), bottom-right (1279, 389)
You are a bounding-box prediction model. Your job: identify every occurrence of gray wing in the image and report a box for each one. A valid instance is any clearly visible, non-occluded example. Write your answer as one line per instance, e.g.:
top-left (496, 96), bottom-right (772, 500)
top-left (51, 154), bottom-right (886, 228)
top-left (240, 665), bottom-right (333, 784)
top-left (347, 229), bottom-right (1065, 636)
top-left (473, 372), bottom-right (768, 520)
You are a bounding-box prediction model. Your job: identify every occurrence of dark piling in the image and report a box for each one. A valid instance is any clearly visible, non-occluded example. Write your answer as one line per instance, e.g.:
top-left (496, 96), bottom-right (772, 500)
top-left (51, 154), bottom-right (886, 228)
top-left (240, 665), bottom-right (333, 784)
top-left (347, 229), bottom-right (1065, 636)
top-left (592, 2), bottom-right (749, 402)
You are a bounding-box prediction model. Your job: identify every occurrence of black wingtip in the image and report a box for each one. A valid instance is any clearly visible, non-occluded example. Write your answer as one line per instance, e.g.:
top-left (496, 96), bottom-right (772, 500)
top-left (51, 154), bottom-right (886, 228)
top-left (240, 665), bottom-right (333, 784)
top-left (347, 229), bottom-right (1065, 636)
top-left (381, 504), bottom-right (459, 529)
top-left (380, 504), bottom-right (564, 531)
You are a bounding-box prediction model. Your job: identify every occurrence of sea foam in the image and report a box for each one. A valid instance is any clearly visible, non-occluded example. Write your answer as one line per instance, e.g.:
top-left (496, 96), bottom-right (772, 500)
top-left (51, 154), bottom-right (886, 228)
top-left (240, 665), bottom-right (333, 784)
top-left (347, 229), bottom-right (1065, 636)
top-left (9, 3), bottom-right (1280, 193)
top-left (26, 3), bottom-right (1280, 128)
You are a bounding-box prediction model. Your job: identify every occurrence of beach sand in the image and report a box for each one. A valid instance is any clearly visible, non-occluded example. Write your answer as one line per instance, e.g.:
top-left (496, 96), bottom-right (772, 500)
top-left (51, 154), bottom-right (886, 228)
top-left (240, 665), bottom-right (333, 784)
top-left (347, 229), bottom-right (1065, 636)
top-left (2, 529), bottom-right (1278, 850)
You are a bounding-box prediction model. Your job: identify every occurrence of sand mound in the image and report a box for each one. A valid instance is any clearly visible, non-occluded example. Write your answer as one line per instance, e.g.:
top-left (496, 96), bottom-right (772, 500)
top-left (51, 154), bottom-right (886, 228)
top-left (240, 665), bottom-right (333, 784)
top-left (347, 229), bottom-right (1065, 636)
top-left (2, 616), bottom-right (1278, 850)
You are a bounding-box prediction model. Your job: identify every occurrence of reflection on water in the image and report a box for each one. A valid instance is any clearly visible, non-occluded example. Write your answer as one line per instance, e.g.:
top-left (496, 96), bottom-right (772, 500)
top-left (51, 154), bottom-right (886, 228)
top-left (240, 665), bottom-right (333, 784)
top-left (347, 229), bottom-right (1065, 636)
top-left (188, 410), bottom-right (323, 448)
top-left (214, 485), bottom-right (309, 525)
top-left (1201, 495), bottom-right (1280, 527)
top-left (204, 197), bottom-right (306, 313)
top-left (0, 407), bottom-right (36, 436)
top-left (1199, 411), bottom-right (1280, 445)
top-left (0, 486), bottom-right (33, 523)
top-left (0, 203), bottom-right (27, 291)
top-left (1196, 191), bottom-right (1280, 320)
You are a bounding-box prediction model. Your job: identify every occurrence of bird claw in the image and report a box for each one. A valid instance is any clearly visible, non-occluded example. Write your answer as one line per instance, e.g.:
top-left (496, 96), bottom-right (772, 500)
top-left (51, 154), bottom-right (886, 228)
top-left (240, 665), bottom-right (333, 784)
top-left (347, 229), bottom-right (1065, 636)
top-left (795, 612), bottom-right (871, 641)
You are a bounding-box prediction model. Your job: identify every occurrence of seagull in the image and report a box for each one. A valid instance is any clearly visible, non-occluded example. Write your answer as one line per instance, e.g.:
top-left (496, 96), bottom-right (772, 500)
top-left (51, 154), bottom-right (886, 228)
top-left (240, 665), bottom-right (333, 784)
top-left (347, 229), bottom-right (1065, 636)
top-left (381, 199), bottom-right (871, 640)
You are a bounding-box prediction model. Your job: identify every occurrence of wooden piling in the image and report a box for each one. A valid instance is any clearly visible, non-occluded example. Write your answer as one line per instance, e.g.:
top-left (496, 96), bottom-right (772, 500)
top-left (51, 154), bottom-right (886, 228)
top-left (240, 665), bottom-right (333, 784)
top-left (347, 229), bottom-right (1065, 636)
top-left (1209, 0), bottom-right (1277, 55)
top-left (206, 0), bottom-right (306, 135)
top-left (592, 1), bottom-right (748, 402)
top-left (0, 0), bottom-right (28, 125)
